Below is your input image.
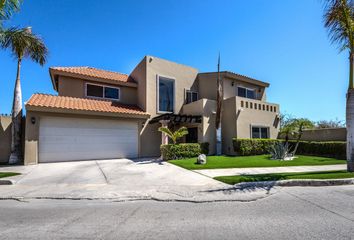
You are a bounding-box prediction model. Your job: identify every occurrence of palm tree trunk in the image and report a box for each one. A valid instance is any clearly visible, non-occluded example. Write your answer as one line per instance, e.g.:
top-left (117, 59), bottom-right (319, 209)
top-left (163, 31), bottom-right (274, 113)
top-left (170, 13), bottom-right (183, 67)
top-left (346, 52), bottom-right (354, 172)
top-left (8, 58), bottom-right (22, 164)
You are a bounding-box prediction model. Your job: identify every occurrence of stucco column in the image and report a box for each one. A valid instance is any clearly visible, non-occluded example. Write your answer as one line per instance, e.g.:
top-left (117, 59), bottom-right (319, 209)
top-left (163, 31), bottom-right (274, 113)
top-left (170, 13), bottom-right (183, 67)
top-left (159, 120), bottom-right (170, 145)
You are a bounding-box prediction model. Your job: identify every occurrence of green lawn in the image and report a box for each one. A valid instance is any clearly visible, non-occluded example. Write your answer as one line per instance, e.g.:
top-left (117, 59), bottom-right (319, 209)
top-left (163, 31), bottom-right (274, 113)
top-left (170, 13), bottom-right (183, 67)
top-left (214, 170), bottom-right (354, 185)
top-left (0, 172), bottom-right (20, 179)
top-left (168, 155), bottom-right (346, 170)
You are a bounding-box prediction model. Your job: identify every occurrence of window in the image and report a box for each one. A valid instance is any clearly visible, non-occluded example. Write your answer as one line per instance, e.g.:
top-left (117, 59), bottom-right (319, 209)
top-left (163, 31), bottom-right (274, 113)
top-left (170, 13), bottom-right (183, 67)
top-left (186, 90), bottom-right (198, 104)
top-left (86, 84), bottom-right (120, 100)
top-left (237, 87), bottom-right (255, 99)
top-left (105, 87), bottom-right (119, 100)
top-left (87, 84), bottom-right (103, 98)
top-left (158, 76), bottom-right (174, 112)
top-left (252, 126), bottom-right (269, 139)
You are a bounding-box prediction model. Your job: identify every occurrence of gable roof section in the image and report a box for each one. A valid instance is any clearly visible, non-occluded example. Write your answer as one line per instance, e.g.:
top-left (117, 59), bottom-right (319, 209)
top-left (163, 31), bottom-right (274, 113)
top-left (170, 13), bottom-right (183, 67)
top-left (49, 66), bottom-right (137, 91)
top-left (199, 71), bottom-right (270, 87)
top-left (26, 94), bottom-right (149, 118)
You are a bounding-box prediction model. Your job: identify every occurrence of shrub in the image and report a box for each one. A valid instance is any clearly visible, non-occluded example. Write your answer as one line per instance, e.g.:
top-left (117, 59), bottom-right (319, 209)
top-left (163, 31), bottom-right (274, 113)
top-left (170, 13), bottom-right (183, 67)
top-left (233, 138), bottom-right (346, 159)
top-left (233, 139), bottom-right (281, 156)
top-left (288, 141), bottom-right (346, 160)
top-left (161, 142), bottom-right (209, 160)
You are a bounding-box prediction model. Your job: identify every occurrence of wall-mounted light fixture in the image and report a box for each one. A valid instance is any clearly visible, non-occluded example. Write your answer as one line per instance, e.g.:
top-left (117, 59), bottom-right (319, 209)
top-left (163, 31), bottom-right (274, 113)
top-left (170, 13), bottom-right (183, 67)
top-left (231, 81), bottom-right (234, 86)
top-left (31, 117), bottom-right (36, 125)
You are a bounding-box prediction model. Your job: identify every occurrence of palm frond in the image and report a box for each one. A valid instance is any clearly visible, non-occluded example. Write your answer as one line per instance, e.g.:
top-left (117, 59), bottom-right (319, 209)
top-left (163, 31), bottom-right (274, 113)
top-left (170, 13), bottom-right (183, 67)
top-left (323, 0), bottom-right (354, 52)
top-left (173, 126), bottom-right (189, 140)
top-left (0, 0), bottom-right (21, 21)
top-left (1, 27), bottom-right (48, 64)
top-left (158, 127), bottom-right (174, 143)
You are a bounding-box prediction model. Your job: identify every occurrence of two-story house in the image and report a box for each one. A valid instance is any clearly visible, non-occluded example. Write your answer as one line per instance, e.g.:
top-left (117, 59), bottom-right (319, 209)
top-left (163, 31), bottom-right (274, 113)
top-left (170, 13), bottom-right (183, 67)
top-left (24, 56), bottom-right (280, 164)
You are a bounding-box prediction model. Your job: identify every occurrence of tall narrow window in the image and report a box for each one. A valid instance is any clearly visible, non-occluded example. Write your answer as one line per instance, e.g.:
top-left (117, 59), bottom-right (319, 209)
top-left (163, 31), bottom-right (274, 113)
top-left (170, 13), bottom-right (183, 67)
top-left (186, 90), bottom-right (198, 104)
top-left (158, 76), bottom-right (174, 112)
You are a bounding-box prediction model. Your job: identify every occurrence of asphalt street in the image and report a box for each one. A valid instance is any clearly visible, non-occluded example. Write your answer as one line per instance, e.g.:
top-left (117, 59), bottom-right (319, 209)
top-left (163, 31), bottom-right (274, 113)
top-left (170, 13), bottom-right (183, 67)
top-left (0, 185), bottom-right (353, 240)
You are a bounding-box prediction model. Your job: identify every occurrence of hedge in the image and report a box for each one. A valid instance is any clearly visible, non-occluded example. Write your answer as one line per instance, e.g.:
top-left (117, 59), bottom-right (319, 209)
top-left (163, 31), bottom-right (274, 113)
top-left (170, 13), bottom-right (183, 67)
top-left (233, 138), bottom-right (346, 159)
top-left (161, 142), bottom-right (209, 160)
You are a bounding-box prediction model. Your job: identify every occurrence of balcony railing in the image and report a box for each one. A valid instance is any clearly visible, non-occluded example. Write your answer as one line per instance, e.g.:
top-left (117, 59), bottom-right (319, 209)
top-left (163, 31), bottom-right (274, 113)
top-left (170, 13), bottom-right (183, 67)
top-left (236, 96), bottom-right (279, 113)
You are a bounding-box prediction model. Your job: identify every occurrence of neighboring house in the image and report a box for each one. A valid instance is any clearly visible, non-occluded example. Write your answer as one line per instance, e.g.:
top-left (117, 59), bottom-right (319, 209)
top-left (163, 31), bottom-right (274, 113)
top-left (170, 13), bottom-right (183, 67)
top-left (24, 56), bottom-right (279, 164)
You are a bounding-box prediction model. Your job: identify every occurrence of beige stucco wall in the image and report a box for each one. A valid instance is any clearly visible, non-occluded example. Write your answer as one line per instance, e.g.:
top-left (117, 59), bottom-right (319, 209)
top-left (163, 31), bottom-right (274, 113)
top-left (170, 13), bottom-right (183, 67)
top-left (221, 98), bottom-right (237, 155)
top-left (130, 56), bottom-right (199, 157)
top-left (182, 99), bottom-right (217, 155)
top-left (197, 73), bottom-right (266, 102)
top-left (130, 56), bottom-right (147, 111)
top-left (0, 116), bottom-right (12, 163)
top-left (236, 96), bottom-right (279, 139)
top-left (24, 110), bottom-right (145, 165)
top-left (278, 128), bottom-right (346, 142)
top-left (57, 76), bottom-right (138, 105)
top-left (222, 96), bottom-right (280, 155)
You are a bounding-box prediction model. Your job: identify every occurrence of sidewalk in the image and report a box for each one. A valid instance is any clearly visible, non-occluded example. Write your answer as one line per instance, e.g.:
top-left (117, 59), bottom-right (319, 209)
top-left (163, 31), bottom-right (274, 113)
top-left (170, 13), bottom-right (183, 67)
top-left (194, 164), bottom-right (347, 178)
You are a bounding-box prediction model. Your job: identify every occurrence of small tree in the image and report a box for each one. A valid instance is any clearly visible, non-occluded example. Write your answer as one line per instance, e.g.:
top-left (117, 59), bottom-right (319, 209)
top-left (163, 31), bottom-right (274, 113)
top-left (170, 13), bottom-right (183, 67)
top-left (290, 119), bottom-right (315, 156)
top-left (158, 126), bottom-right (189, 144)
top-left (274, 116), bottom-right (314, 160)
top-left (316, 119), bottom-right (345, 128)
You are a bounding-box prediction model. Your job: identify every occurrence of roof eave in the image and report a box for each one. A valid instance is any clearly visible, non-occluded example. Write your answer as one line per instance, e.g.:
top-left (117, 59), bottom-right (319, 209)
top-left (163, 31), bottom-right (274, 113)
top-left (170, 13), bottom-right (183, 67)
top-left (25, 105), bottom-right (150, 119)
top-left (49, 68), bottom-right (138, 88)
top-left (224, 71), bottom-right (270, 87)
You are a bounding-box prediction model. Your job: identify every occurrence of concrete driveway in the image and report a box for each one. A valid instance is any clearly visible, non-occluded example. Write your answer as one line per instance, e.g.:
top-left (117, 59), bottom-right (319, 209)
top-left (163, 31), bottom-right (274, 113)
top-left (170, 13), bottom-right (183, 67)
top-left (0, 159), bottom-right (272, 202)
top-left (4, 159), bottom-right (220, 187)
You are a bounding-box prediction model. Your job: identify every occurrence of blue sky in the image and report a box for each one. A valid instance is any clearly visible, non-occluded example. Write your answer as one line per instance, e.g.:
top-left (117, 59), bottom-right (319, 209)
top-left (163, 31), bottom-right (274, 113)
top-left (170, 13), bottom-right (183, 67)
top-left (0, 0), bottom-right (348, 122)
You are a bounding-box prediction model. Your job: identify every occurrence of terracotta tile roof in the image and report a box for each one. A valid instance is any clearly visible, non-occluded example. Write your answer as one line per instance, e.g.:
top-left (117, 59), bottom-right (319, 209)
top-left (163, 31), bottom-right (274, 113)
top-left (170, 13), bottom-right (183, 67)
top-left (26, 94), bottom-right (149, 117)
top-left (50, 66), bottom-right (134, 83)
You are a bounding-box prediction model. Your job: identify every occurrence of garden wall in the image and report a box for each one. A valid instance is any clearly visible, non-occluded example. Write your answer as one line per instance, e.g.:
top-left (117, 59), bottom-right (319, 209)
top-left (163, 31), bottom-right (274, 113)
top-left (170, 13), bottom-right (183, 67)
top-left (0, 115), bottom-right (25, 163)
top-left (278, 128), bottom-right (346, 142)
top-left (0, 115), bottom-right (12, 163)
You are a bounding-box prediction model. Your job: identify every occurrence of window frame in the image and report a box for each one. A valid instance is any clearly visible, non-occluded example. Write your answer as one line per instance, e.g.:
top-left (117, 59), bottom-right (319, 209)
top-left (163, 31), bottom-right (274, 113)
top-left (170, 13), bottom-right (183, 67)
top-left (237, 86), bottom-right (256, 99)
top-left (185, 89), bottom-right (199, 104)
top-left (156, 75), bottom-right (175, 114)
top-left (85, 83), bottom-right (120, 101)
top-left (251, 125), bottom-right (270, 139)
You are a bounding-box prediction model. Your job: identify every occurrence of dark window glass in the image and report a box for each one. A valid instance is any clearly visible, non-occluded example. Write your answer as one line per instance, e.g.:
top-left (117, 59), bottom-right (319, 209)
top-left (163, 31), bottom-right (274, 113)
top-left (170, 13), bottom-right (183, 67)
top-left (186, 127), bottom-right (198, 143)
top-left (238, 87), bottom-right (246, 97)
top-left (87, 84), bottom-right (103, 98)
top-left (247, 89), bottom-right (255, 99)
top-left (252, 127), bottom-right (260, 138)
top-left (192, 92), bottom-right (198, 102)
top-left (252, 127), bottom-right (269, 139)
top-left (261, 128), bottom-right (269, 138)
top-left (159, 77), bottom-right (174, 112)
top-left (104, 87), bottom-right (119, 100)
top-left (186, 91), bottom-right (198, 104)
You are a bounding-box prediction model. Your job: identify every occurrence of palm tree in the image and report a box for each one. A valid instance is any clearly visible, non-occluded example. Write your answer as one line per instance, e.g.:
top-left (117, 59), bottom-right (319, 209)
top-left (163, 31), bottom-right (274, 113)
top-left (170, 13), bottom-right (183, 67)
top-left (158, 126), bottom-right (189, 144)
top-left (1, 27), bottom-right (48, 164)
top-left (323, 0), bottom-right (354, 172)
top-left (0, 0), bottom-right (21, 23)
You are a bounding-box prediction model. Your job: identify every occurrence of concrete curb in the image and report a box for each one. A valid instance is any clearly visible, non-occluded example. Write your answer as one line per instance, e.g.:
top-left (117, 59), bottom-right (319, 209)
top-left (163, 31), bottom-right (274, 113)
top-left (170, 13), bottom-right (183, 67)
top-left (234, 178), bottom-right (354, 188)
top-left (0, 179), bottom-right (14, 185)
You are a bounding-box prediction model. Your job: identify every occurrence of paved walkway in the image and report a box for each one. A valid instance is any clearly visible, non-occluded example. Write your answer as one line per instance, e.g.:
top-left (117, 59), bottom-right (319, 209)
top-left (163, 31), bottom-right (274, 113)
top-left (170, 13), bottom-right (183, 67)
top-left (194, 164), bottom-right (347, 178)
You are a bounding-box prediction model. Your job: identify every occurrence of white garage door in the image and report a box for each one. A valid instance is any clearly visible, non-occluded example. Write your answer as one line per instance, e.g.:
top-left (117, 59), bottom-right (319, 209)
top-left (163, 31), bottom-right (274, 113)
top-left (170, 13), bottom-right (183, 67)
top-left (39, 117), bottom-right (139, 163)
